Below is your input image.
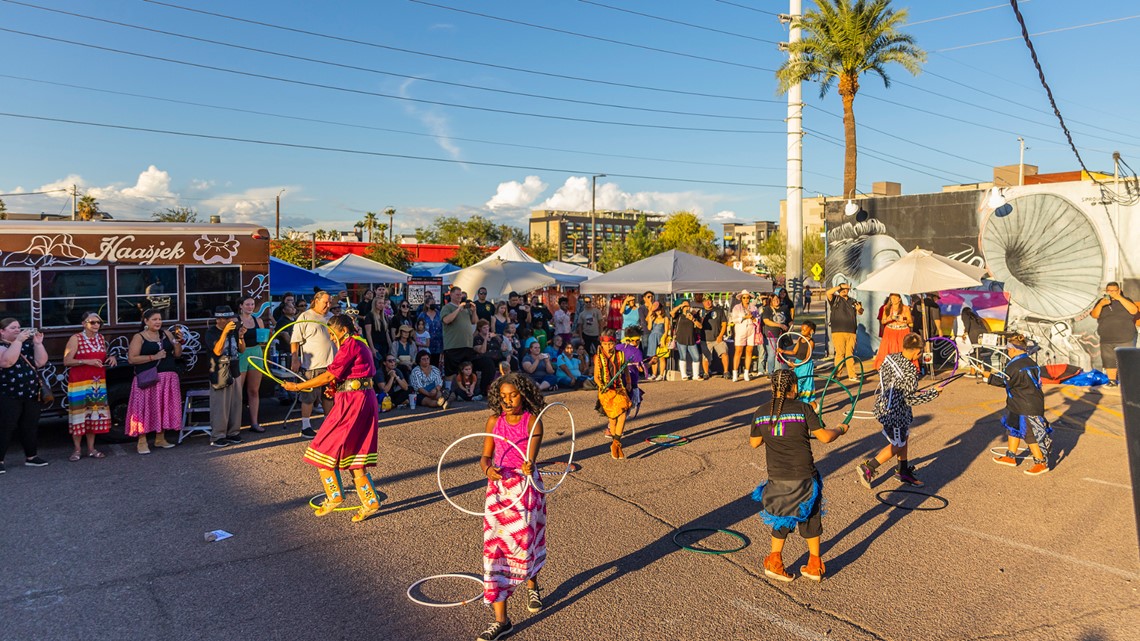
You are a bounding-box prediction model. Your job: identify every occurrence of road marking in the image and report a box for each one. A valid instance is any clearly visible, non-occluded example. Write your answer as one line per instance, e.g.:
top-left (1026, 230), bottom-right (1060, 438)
top-left (1060, 386), bottom-right (1124, 418)
top-left (947, 526), bottom-right (1140, 581)
top-left (734, 599), bottom-right (832, 641)
top-left (1082, 477), bottom-right (1133, 490)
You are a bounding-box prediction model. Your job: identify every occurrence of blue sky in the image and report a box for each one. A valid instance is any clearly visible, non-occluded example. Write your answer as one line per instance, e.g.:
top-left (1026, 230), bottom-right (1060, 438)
top-left (2, 0), bottom-right (1139, 237)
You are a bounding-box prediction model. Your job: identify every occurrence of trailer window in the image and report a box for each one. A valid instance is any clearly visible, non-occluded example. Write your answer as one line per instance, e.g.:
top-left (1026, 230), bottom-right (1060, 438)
top-left (0, 269), bottom-right (32, 326)
top-left (116, 267), bottom-right (178, 324)
top-left (41, 268), bottom-right (109, 328)
top-left (185, 266), bottom-right (242, 319)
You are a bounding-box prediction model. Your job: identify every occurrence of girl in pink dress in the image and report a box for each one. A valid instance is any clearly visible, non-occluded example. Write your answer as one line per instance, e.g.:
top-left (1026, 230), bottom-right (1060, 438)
top-left (283, 315), bottom-right (381, 523)
top-left (476, 373), bottom-right (546, 641)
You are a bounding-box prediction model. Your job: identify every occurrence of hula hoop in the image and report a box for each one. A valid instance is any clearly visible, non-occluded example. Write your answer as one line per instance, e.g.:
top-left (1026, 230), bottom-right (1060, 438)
top-left (875, 489), bottom-right (949, 511)
top-left (989, 447), bottom-right (1030, 458)
top-left (308, 493), bottom-right (363, 513)
top-left (816, 355), bottom-right (865, 425)
top-left (927, 336), bottom-right (960, 379)
top-left (246, 355), bottom-right (306, 385)
top-left (918, 371), bottom-right (967, 392)
top-left (850, 410), bottom-right (876, 420)
top-left (775, 331), bottom-right (812, 367)
top-left (527, 402), bottom-right (576, 494)
top-left (262, 319), bottom-right (369, 370)
top-left (536, 460), bottom-right (580, 476)
top-left (437, 432), bottom-right (530, 517)
top-left (644, 434), bottom-right (691, 446)
top-left (672, 528), bottom-right (749, 555)
top-left (406, 573), bottom-right (484, 608)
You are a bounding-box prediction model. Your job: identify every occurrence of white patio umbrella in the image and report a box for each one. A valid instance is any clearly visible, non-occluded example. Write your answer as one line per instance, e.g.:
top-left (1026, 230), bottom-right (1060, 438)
top-left (450, 258), bottom-right (556, 299)
top-left (855, 247), bottom-right (986, 344)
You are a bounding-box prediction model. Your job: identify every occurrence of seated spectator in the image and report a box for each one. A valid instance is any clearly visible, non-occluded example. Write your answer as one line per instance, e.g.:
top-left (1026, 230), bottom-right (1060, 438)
top-left (376, 354), bottom-right (410, 411)
top-left (545, 334), bottom-right (564, 360)
top-left (453, 361), bottom-right (482, 402)
top-left (408, 350), bottom-right (448, 410)
top-left (521, 340), bottom-right (558, 391)
top-left (555, 340), bottom-right (592, 389)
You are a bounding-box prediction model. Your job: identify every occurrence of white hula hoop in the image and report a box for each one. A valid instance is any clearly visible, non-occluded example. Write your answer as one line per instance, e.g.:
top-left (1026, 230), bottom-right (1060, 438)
top-left (437, 432), bottom-right (530, 517)
top-left (246, 355), bottom-right (306, 383)
top-left (406, 573), bottom-right (483, 608)
top-left (527, 402), bottom-right (576, 495)
top-left (850, 410), bottom-right (876, 420)
top-left (775, 331), bottom-right (812, 368)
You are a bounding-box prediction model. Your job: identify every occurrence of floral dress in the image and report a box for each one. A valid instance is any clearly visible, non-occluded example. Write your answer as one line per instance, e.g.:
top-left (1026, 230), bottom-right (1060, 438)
top-left (67, 333), bottom-right (111, 436)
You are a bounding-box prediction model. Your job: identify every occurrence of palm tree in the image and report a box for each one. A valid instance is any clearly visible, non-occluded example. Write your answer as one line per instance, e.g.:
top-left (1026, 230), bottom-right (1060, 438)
top-left (360, 211), bottom-right (379, 243)
top-left (77, 194), bottom-right (103, 221)
top-left (384, 207), bottom-right (396, 243)
top-left (776, 0), bottom-right (925, 198)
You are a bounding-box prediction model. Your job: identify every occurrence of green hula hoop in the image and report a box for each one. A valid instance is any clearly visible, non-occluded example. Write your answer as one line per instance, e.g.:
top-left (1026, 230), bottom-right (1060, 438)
top-left (816, 355), bottom-right (865, 425)
top-left (672, 528), bottom-right (749, 555)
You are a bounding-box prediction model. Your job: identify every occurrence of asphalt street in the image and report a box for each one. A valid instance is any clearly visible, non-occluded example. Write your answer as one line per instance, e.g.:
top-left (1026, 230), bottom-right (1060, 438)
top-left (2, 368), bottom-right (1137, 641)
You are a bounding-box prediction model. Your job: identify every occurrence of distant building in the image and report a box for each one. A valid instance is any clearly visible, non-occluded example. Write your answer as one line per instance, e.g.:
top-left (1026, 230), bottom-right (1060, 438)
top-left (721, 221), bottom-right (779, 253)
top-left (529, 209), bottom-right (666, 261)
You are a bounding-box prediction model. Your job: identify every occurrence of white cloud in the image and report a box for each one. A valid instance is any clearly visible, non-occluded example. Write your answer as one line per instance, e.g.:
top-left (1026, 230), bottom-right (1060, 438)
top-left (119, 165), bottom-right (174, 200)
top-left (398, 79), bottom-right (462, 160)
top-left (202, 186), bottom-right (293, 226)
top-left (485, 175), bottom-right (547, 211)
top-left (538, 176), bottom-right (721, 216)
top-left (713, 210), bottom-right (740, 221)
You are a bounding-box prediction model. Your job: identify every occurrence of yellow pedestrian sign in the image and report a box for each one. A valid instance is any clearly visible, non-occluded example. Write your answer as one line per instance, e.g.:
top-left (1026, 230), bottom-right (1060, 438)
top-left (810, 263), bottom-right (823, 280)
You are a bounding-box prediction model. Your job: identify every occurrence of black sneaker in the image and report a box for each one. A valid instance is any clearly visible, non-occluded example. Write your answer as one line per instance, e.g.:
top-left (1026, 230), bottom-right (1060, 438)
top-left (227, 435), bottom-right (243, 444)
top-left (896, 465), bottom-right (924, 487)
top-left (24, 456), bottom-right (49, 467)
top-left (477, 620), bottom-right (512, 641)
top-left (526, 586), bottom-right (543, 613)
top-left (210, 439), bottom-right (232, 447)
top-left (300, 427), bottom-right (318, 439)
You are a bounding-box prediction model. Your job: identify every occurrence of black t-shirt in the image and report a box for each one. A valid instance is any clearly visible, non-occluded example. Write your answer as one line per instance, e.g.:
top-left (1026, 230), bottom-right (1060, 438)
top-left (829, 296), bottom-right (858, 333)
top-left (761, 306), bottom-right (786, 338)
top-left (509, 304), bottom-right (531, 329)
top-left (0, 340), bottom-right (40, 400)
top-left (700, 305), bottom-right (727, 343)
top-left (987, 354), bottom-right (1046, 416)
top-left (530, 305), bottom-right (552, 327)
top-left (672, 307), bottom-right (698, 345)
top-left (750, 398), bottom-right (823, 480)
top-left (474, 300), bottom-right (496, 322)
top-left (1097, 297), bottom-right (1138, 344)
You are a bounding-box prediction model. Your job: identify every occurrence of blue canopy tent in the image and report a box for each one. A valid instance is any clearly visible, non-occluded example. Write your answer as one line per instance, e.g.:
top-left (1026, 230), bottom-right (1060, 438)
top-left (407, 262), bottom-right (461, 279)
top-left (269, 257), bottom-right (345, 296)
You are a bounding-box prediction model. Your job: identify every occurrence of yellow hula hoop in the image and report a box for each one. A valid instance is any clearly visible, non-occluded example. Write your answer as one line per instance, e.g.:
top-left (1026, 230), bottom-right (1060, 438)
top-left (259, 318), bottom-right (369, 384)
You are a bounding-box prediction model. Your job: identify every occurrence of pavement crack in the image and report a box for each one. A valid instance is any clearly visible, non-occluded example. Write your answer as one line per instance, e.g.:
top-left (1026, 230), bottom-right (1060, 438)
top-left (962, 602), bottom-right (1140, 640)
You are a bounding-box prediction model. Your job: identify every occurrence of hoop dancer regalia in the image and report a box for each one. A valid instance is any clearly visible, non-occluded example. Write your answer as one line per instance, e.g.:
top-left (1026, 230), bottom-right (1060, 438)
top-left (283, 315), bottom-right (381, 522)
top-left (986, 334), bottom-right (1052, 475)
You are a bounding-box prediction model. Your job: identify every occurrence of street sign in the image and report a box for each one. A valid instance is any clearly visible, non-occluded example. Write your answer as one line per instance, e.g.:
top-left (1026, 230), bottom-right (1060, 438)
top-left (810, 263), bottom-right (823, 280)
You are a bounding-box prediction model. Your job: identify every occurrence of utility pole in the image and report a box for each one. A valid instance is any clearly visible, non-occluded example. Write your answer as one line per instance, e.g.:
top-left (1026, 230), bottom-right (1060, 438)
top-left (590, 174), bottom-right (605, 269)
top-left (1017, 137), bottom-right (1026, 186)
top-left (783, 0), bottom-right (804, 311)
top-left (71, 184), bottom-right (78, 221)
top-left (275, 189), bottom-right (285, 239)
top-left (310, 232), bottom-right (317, 270)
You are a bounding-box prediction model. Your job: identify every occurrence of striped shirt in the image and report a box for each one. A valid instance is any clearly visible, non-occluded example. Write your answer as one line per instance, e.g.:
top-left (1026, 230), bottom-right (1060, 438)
top-left (750, 399), bottom-right (822, 480)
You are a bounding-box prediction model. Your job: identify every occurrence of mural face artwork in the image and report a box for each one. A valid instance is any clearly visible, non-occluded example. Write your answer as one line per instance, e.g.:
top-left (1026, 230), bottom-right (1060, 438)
top-left (825, 183), bottom-right (1139, 370)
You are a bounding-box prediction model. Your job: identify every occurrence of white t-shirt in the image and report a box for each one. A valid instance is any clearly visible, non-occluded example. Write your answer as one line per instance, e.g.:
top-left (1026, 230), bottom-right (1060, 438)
top-left (290, 309), bottom-right (335, 370)
top-left (553, 309), bottom-right (572, 335)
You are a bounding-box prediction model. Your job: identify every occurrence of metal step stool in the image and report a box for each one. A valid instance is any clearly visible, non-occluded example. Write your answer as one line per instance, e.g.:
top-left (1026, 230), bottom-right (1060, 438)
top-left (179, 389), bottom-right (212, 443)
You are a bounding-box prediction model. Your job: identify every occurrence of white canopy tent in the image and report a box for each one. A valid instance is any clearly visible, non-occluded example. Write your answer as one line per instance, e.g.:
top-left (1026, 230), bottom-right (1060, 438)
top-left (579, 250), bottom-right (773, 295)
top-left (474, 240), bottom-right (539, 265)
top-left (543, 260), bottom-right (601, 286)
top-left (314, 253), bottom-right (410, 284)
top-left (450, 258), bottom-right (556, 298)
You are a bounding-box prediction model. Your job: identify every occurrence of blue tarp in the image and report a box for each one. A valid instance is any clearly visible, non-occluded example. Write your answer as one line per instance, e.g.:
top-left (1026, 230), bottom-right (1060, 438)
top-left (407, 262), bottom-right (461, 278)
top-left (269, 257), bottom-right (345, 296)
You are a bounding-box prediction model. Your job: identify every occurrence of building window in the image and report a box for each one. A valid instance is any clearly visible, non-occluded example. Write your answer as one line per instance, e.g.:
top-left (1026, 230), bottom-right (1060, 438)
top-left (41, 268), bottom-right (109, 328)
top-left (185, 266), bottom-right (242, 320)
top-left (116, 267), bottom-right (179, 324)
top-left (0, 269), bottom-right (32, 326)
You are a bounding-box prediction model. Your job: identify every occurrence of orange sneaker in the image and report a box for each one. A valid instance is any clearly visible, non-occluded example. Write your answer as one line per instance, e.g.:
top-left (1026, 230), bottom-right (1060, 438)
top-left (800, 555), bottom-right (825, 581)
top-left (992, 453), bottom-right (1018, 467)
top-left (763, 553), bottom-right (794, 582)
top-left (1024, 460), bottom-right (1049, 476)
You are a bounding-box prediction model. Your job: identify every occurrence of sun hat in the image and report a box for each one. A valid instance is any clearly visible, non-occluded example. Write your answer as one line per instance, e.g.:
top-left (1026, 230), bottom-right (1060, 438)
top-left (735, 289), bottom-right (753, 299)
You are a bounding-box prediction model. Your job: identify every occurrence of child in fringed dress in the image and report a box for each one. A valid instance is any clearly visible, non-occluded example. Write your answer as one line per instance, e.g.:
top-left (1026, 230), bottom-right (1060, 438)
top-left (750, 369), bottom-right (850, 582)
top-left (476, 373), bottom-right (547, 641)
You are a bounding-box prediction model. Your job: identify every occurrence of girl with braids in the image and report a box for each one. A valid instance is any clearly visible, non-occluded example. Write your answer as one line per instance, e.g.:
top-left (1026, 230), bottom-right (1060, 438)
top-left (594, 329), bottom-right (632, 460)
top-left (750, 369), bottom-right (850, 583)
top-left (477, 373), bottom-right (547, 641)
top-left (283, 314), bottom-right (381, 523)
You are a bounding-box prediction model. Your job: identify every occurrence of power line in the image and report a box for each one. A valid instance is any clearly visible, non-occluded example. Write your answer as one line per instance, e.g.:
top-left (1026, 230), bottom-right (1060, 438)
top-left (407, 0), bottom-right (776, 72)
top-left (712, 0), bottom-right (780, 17)
top-left (805, 128), bottom-right (980, 184)
top-left (0, 188), bottom-right (69, 196)
top-left (140, 0), bottom-right (780, 103)
top-left (0, 74), bottom-right (837, 178)
top-left (937, 12), bottom-right (1140, 52)
top-left (3, 0), bottom-right (779, 123)
top-left (576, 0), bottom-right (779, 44)
top-left (0, 111), bottom-right (795, 188)
top-left (908, 2), bottom-right (1027, 26)
top-left (0, 27), bottom-right (784, 135)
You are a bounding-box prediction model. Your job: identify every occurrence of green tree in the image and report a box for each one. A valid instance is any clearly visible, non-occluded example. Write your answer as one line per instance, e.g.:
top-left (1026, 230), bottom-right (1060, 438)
top-left (626, 215), bottom-right (659, 260)
top-left (152, 206), bottom-right (198, 223)
top-left (364, 240), bottom-right (413, 273)
top-left (417, 215), bottom-right (526, 246)
top-left (448, 242), bottom-right (489, 268)
top-left (525, 239), bottom-right (557, 263)
top-left (77, 194), bottom-right (103, 221)
top-left (0, 198), bottom-right (7, 221)
top-left (358, 211), bottom-right (380, 243)
top-left (758, 233), bottom-right (787, 278)
top-left (596, 240), bottom-right (636, 273)
top-left (656, 211), bottom-right (718, 259)
top-left (776, 0), bottom-right (925, 198)
top-left (270, 234), bottom-right (312, 268)
top-left (803, 233), bottom-right (826, 282)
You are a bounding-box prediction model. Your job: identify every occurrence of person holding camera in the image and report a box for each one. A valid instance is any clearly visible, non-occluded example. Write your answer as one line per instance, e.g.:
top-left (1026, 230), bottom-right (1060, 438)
top-left (205, 306), bottom-right (245, 447)
top-left (443, 286), bottom-right (496, 398)
top-left (1091, 281), bottom-right (1138, 387)
top-left (0, 318), bottom-right (49, 471)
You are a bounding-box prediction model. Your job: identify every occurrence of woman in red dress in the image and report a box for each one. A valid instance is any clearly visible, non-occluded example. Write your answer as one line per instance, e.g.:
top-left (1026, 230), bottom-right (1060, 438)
top-left (283, 314), bottom-right (381, 523)
top-left (62, 312), bottom-right (116, 461)
top-left (874, 293), bottom-right (913, 370)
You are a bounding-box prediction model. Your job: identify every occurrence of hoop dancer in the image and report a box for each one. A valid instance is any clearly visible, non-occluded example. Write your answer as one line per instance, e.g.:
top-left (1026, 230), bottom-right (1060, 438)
top-left (984, 334), bottom-right (1052, 475)
top-left (594, 329), bottom-right (632, 459)
top-left (282, 314), bottom-right (381, 522)
top-left (477, 373), bottom-right (547, 641)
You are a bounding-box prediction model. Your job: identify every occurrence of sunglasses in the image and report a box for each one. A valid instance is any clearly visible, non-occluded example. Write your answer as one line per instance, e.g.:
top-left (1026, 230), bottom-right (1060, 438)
top-left (385, 358), bottom-right (397, 363)
top-left (86, 320), bottom-right (103, 325)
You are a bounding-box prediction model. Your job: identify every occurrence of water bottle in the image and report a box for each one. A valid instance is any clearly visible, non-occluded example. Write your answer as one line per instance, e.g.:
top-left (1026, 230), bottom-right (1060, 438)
top-left (409, 393), bottom-right (417, 410)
